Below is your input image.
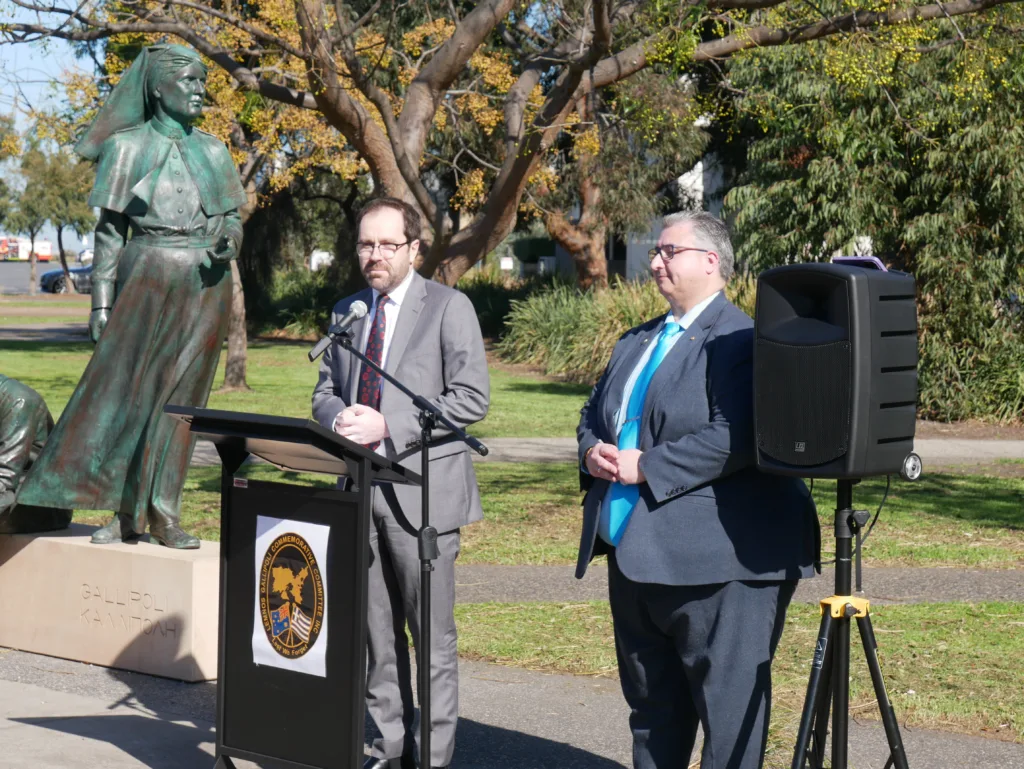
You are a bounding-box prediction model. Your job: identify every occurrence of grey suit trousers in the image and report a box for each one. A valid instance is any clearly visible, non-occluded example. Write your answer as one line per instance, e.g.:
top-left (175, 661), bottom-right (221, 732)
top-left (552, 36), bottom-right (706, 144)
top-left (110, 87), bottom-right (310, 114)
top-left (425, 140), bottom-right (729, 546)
top-left (608, 551), bottom-right (796, 769)
top-left (367, 484), bottom-right (460, 767)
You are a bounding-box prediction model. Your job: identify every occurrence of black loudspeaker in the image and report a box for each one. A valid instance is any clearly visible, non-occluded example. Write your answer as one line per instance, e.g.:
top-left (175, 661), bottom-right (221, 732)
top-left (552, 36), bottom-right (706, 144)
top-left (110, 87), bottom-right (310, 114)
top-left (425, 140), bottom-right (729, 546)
top-left (753, 261), bottom-right (918, 479)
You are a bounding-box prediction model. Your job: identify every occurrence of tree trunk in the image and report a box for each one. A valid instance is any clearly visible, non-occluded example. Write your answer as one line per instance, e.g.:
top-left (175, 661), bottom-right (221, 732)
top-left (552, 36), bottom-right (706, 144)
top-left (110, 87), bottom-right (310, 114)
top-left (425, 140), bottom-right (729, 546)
top-left (571, 230), bottom-right (609, 290)
top-left (28, 236), bottom-right (37, 296)
top-left (545, 214), bottom-right (609, 291)
top-left (55, 227), bottom-right (78, 294)
top-left (219, 258), bottom-right (251, 391)
top-left (217, 182), bottom-right (259, 393)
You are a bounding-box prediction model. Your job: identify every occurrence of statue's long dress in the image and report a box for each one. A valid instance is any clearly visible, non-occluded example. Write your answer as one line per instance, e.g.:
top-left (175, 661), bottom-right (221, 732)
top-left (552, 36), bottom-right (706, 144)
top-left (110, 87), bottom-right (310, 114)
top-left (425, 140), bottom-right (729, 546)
top-left (16, 118), bottom-right (244, 534)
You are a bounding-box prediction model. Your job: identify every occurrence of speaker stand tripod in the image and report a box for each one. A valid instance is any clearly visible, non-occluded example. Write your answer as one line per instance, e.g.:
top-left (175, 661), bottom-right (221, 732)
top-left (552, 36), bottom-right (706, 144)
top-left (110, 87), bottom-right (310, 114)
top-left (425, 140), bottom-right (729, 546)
top-left (791, 479), bottom-right (909, 769)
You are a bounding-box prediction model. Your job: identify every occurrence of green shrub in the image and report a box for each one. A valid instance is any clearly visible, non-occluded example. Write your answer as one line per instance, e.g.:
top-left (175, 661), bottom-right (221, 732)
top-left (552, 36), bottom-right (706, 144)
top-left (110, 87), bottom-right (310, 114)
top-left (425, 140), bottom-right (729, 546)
top-left (497, 275), bottom-right (758, 384)
top-left (254, 262), bottom-right (349, 338)
top-left (456, 262), bottom-right (558, 339)
top-left (919, 321), bottom-right (1024, 423)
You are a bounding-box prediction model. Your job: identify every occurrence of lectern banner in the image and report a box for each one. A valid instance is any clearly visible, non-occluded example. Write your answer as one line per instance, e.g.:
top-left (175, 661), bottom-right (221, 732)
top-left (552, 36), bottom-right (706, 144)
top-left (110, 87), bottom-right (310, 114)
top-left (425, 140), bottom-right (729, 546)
top-left (252, 516), bottom-right (330, 677)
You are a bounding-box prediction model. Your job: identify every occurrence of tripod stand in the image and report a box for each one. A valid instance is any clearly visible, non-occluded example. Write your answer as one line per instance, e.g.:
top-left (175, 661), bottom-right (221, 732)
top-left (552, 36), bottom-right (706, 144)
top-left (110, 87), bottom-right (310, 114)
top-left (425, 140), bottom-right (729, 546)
top-left (791, 479), bottom-right (909, 769)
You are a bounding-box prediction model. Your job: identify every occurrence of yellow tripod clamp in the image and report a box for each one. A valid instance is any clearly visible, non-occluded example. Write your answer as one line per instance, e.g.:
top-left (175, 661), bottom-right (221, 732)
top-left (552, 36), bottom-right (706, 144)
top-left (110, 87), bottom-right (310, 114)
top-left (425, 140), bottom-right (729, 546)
top-left (820, 595), bottom-right (870, 619)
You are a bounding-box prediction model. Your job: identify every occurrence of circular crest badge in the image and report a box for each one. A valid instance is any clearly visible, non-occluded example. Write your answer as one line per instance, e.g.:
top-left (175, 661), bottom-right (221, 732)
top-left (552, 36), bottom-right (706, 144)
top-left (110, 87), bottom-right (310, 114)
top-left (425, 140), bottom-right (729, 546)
top-left (259, 532), bottom-right (325, 658)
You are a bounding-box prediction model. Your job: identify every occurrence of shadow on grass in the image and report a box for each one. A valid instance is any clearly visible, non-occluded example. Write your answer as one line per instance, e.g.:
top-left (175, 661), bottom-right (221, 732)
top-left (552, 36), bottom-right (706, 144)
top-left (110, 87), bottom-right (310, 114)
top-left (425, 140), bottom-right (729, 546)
top-left (476, 462), bottom-right (579, 495)
top-left (0, 339), bottom-right (93, 353)
top-left (499, 380), bottom-right (593, 397)
top-left (812, 475), bottom-right (1024, 530)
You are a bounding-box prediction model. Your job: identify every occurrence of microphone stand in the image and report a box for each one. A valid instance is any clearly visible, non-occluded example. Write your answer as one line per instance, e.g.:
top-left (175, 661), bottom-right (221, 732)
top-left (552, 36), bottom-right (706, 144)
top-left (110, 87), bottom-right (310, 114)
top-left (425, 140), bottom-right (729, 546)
top-left (311, 328), bottom-right (488, 769)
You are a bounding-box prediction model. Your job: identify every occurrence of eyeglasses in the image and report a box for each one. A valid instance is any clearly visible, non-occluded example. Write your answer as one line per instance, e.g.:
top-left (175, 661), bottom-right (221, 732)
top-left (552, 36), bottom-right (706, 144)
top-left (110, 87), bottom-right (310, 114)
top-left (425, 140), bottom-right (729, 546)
top-left (648, 244), bottom-right (710, 263)
top-left (356, 241), bottom-right (409, 258)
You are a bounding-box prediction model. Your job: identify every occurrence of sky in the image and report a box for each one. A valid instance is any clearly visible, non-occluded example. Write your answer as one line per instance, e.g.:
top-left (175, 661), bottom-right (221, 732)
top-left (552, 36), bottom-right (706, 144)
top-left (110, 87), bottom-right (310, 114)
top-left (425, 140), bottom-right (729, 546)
top-left (1, 32), bottom-right (93, 252)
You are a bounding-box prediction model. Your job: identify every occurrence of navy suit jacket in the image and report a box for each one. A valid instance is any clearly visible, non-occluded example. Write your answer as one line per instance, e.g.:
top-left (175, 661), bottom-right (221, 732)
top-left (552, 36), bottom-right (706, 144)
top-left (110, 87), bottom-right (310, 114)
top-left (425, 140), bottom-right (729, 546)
top-left (576, 292), bottom-right (819, 585)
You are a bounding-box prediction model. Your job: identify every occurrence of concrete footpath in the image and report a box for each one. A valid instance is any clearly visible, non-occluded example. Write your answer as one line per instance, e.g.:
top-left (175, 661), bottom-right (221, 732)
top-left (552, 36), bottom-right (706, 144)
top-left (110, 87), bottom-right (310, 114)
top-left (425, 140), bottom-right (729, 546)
top-left (2, 645), bottom-right (1023, 769)
top-left (191, 435), bottom-right (1024, 468)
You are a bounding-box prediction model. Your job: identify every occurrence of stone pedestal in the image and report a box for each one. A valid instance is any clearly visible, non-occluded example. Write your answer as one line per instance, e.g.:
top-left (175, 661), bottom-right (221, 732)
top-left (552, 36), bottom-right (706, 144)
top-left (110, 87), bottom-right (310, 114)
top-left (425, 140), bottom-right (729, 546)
top-left (0, 524), bottom-right (219, 681)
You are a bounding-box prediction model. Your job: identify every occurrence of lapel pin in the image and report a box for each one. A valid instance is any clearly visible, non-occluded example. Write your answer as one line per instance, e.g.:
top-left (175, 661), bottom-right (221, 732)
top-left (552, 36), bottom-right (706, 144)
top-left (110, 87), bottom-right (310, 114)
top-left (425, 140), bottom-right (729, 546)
top-left (690, 336), bottom-right (696, 341)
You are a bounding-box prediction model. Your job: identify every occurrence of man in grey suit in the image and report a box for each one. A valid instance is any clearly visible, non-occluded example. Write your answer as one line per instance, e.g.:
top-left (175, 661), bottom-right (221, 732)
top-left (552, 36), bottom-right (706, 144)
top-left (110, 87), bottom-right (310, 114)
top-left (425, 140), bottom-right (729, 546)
top-left (577, 211), bottom-right (819, 769)
top-left (312, 197), bottom-right (489, 769)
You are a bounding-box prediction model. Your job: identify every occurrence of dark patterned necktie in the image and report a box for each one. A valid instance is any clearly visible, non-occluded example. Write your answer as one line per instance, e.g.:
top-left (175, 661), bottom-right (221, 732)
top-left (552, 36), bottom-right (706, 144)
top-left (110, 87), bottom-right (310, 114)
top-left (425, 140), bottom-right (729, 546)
top-left (357, 293), bottom-right (389, 450)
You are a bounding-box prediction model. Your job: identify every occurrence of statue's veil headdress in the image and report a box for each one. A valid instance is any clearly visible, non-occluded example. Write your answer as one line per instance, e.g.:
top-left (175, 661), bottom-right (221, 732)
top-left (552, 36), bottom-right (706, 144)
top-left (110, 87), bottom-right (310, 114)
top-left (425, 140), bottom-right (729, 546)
top-left (75, 44), bottom-right (207, 161)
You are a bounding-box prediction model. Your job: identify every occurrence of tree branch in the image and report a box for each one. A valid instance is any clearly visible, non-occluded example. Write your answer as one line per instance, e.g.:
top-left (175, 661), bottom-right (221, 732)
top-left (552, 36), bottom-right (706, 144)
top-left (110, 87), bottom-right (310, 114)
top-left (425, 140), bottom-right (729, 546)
top-left (693, 0), bottom-right (1019, 59)
top-left (2, 17), bottom-right (320, 108)
top-left (397, 0), bottom-right (517, 185)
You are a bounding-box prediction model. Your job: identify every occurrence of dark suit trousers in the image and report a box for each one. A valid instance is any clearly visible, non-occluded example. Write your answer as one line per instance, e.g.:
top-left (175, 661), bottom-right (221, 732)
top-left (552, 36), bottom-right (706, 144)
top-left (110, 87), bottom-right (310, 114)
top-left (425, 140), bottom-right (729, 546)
top-left (366, 485), bottom-right (461, 767)
top-left (608, 551), bottom-right (796, 769)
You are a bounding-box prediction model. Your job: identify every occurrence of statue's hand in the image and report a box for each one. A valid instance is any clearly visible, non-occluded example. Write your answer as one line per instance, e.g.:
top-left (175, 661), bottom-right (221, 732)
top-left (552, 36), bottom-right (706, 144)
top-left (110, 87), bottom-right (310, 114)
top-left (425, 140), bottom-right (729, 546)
top-left (207, 235), bottom-right (236, 264)
top-left (89, 308), bottom-right (110, 344)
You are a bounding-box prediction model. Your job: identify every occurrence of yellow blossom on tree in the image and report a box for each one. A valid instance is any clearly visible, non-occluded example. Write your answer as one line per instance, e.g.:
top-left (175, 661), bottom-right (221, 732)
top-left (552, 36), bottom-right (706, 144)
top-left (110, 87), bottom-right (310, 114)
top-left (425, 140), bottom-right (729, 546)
top-left (456, 92), bottom-right (501, 134)
top-left (402, 19), bottom-right (455, 59)
top-left (0, 131), bottom-right (20, 159)
top-left (572, 126), bottom-right (601, 160)
top-left (355, 30), bottom-right (392, 69)
top-left (468, 50), bottom-right (516, 94)
top-left (452, 168), bottom-right (487, 211)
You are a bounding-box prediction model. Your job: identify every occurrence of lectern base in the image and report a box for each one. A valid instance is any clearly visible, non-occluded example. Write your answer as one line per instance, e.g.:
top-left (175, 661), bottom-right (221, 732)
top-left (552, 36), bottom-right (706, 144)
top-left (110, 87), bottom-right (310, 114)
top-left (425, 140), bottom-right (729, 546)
top-left (0, 524), bottom-right (219, 681)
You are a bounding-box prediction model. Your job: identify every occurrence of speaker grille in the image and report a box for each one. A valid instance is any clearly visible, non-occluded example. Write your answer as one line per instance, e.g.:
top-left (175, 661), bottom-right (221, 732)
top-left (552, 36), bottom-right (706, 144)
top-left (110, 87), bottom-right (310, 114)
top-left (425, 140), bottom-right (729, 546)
top-left (755, 339), bottom-right (853, 466)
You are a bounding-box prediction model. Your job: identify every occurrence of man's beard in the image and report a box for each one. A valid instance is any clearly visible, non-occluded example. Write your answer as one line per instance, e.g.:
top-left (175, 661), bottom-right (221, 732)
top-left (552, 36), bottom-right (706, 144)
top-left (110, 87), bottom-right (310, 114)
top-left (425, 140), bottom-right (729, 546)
top-left (364, 262), bottom-right (408, 292)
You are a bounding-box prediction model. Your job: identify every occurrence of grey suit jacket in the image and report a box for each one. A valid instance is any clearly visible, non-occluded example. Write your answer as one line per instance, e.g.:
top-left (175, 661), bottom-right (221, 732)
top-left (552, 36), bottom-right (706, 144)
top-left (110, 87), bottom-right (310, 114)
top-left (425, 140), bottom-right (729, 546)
top-left (576, 292), bottom-right (819, 585)
top-left (312, 271), bottom-right (490, 533)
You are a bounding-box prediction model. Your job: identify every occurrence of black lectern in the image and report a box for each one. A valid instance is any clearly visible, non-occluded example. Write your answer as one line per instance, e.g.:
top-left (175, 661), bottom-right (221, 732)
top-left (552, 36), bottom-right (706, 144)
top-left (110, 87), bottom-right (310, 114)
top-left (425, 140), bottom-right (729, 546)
top-left (165, 406), bottom-right (422, 769)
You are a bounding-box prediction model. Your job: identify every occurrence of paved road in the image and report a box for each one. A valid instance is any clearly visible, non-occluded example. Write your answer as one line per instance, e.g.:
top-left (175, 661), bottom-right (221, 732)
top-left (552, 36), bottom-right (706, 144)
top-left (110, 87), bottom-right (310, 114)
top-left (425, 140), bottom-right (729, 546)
top-left (1, 261), bottom-right (44, 294)
top-left (453, 564), bottom-right (1024, 605)
top-left (190, 435), bottom-right (1024, 469)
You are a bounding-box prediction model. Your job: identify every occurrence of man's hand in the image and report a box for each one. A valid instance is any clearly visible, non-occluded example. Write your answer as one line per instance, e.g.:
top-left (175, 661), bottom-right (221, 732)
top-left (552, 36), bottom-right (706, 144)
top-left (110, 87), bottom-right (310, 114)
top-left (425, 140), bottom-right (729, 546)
top-left (585, 441), bottom-right (620, 481)
top-left (335, 404), bottom-right (389, 445)
top-left (89, 309), bottom-right (110, 344)
top-left (615, 449), bottom-right (646, 485)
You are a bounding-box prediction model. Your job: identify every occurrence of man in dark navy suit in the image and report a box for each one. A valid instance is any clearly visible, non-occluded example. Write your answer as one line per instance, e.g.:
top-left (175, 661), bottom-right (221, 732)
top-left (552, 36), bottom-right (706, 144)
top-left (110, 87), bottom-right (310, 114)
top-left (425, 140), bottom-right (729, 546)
top-left (577, 211), bottom-right (819, 769)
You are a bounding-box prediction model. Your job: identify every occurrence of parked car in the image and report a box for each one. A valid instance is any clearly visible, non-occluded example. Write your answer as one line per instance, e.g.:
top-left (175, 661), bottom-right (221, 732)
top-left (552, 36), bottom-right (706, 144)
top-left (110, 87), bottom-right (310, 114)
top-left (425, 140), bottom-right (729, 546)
top-left (40, 264), bottom-right (93, 294)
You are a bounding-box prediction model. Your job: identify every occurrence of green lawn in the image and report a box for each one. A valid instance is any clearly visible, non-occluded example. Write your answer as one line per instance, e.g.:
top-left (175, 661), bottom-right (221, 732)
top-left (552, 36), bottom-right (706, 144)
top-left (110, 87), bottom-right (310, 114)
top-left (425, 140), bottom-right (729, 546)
top-left (456, 600), bottom-right (1024, 759)
top-left (68, 462), bottom-right (1024, 569)
top-left (0, 298), bottom-right (91, 309)
top-left (0, 339), bottom-right (589, 437)
top-left (467, 464), bottom-right (1024, 569)
top-left (0, 315), bottom-right (87, 325)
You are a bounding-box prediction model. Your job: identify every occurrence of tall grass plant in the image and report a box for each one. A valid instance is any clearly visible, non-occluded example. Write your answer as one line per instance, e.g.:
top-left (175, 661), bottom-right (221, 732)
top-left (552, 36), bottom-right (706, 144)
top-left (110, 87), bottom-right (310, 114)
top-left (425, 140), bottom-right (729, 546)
top-left (497, 274), bottom-right (757, 384)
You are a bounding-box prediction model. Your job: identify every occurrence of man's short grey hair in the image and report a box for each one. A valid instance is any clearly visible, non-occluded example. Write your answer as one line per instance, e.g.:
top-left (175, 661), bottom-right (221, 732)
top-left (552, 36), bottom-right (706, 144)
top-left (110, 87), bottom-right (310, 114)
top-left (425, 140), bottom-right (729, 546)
top-left (662, 211), bottom-right (735, 281)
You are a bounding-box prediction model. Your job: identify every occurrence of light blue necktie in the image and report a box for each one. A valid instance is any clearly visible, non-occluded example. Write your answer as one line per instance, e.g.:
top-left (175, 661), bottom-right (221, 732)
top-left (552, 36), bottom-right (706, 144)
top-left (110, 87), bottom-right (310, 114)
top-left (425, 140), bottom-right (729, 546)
top-left (602, 320), bottom-right (683, 545)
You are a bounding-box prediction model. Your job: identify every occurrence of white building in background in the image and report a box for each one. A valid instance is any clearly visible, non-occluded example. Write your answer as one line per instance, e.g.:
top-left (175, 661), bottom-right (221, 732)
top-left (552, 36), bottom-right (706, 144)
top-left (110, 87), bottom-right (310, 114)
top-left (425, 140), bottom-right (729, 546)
top-left (309, 250), bottom-right (335, 271)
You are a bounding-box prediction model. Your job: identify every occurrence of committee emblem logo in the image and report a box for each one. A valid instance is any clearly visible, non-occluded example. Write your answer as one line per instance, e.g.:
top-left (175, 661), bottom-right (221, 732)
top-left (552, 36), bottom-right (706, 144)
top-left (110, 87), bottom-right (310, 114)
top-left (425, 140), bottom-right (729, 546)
top-left (259, 532), bottom-right (325, 658)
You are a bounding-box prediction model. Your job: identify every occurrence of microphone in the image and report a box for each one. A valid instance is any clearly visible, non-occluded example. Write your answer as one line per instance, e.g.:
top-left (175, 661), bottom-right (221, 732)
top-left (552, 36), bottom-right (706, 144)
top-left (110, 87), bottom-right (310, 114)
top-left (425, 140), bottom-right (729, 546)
top-left (308, 300), bottom-right (369, 362)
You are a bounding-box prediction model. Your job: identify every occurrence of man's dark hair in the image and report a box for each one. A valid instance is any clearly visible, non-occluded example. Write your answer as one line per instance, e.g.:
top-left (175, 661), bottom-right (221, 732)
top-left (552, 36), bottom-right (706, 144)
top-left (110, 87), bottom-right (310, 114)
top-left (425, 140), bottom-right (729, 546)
top-left (356, 197), bottom-right (422, 245)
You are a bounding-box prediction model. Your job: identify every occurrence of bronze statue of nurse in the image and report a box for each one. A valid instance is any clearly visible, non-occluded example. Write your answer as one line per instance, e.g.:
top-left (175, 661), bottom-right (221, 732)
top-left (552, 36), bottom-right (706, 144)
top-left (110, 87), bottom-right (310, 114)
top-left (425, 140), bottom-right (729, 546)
top-left (15, 44), bottom-right (246, 549)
